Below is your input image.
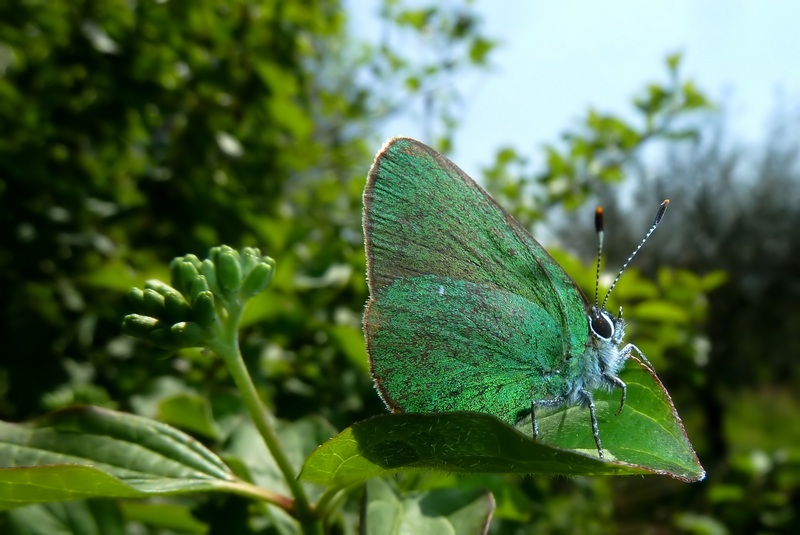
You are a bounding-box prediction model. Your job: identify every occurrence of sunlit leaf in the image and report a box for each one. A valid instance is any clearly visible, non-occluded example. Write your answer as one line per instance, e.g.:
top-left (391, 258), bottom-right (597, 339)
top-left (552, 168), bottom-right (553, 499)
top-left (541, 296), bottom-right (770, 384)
top-left (301, 359), bottom-right (704, 486)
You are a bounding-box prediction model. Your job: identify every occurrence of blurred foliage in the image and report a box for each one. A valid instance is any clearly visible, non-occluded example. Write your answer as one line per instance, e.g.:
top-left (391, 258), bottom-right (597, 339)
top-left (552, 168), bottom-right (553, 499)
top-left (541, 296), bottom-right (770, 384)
top-left (0, 0), bottom-right (490, 431)
top-left (1, 0), bottom-right (798, 533)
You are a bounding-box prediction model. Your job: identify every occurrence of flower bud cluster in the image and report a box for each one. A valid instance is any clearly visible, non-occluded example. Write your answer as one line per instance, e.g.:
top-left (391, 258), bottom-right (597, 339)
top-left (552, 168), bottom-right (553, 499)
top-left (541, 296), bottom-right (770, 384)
top-left (123, 246), bottom-right (275, 349)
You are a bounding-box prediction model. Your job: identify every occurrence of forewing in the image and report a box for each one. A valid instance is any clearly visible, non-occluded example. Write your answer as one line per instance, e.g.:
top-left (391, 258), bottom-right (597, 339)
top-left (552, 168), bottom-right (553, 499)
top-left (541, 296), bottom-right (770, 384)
top-left (364, 137), bottom-right (588, 354)
top-left (366, 275), bottom-right (573, 424)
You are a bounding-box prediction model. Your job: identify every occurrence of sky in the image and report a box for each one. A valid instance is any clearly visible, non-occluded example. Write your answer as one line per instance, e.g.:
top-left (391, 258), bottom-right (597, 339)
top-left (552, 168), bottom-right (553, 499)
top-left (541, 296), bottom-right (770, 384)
top-left (348, 0), bottom-right (800, 180)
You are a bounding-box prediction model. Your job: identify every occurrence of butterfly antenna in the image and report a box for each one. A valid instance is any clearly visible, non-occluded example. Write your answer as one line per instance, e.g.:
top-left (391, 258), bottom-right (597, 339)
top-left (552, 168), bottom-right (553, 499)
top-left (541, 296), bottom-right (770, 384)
top-left (594, 206), bottom-right (604, 308)
top-left (600, 199), bottom-right (670, 310)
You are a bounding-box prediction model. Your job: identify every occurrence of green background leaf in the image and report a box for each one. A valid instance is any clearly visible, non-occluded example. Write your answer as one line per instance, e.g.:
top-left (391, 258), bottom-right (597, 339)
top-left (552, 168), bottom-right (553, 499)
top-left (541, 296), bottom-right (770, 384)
top-left (364, 478), bottom-right (494, 534)
top-left (4, 500), bottom-right (125, 535)
top-left (158, 393), bottom-right (221, 440)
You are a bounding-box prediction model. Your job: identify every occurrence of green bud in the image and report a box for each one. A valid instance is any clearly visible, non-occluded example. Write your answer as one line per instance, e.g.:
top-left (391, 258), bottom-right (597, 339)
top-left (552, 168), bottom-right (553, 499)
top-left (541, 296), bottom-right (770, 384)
top-left (190, 274), bottom-right (210, 301)
top-left (150, 327), bottom-right (177, 348)
top-left (122, 314), bottom-right (160, 339)
top-left (183, 254), bottom-right (203, 270)
top-left (216, 248), bottom-right (242, 293)
top-left (176, 261), bottom-right (200, 298)
top-left (240, 247), bottom-right (261, 277)
top-left (128, 287), bottom-right (146, 313)
top-left (191, 291), bottom-right (217, 328)
top-left (200, 259), bottom-right (222, 296)
top-left (171, 321), bottom-right (204, 346)
top-left (206, 246), bottom-right (223, 270)
top-left (142, 288), bottom-right (166, 318)
top-left (163, 292), bottom-right (191, 324)
top-left (240, 261), bottom-right (275, 297)
top-left (145, 279), bottom-right (184, 302)
top-left (169, 258), bottom-right (186, 295)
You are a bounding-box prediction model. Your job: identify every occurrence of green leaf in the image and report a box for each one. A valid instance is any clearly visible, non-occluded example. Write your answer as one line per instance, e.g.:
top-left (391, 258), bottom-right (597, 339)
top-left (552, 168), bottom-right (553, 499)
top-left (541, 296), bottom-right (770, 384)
top-left (364, 478), bottom-right (494, 534)
top-left (682, 81), bottom-right (712, 109)
top-left (0, 406), bottom-right (268, 510)
top-left (4, 500), bottom-right (125, 535)
top-left (119, 501), bottom-right (208, 533)
top-left (700, 270), bottom-right (728, 292)
top-left (666, 52), bottom-right (682, 72)
top-left (224, 416), bottom-right (337, 501)
top-left (158, 393), bottom-right (221, 440)
top-left (395, 8), bottom-right (436, 30)
top-left (300, 359), bottom-right (703, 486)
top-left (328, 324), bottom-right (370, 375)
top-left (631, 300), bottom-right (691, 324)
top-left (469, 37), bottom-right (494, 64)
top-left (534, 358), bottom-right (702, 477)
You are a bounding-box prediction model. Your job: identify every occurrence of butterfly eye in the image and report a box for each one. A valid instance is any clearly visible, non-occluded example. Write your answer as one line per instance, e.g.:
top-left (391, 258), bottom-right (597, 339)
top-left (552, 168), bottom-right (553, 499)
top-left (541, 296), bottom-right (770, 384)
top-left (590, 311), bottom-right (615, 340)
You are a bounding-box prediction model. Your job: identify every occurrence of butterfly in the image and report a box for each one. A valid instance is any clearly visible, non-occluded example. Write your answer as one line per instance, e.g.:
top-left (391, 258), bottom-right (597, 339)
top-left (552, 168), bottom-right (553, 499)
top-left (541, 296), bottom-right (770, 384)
top-left (362, 137), bottom-right (667, 458)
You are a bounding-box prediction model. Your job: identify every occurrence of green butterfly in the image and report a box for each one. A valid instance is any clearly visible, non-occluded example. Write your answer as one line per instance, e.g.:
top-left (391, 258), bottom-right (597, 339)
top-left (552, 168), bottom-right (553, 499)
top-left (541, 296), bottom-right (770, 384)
top-left (363, 137), bottom-right (667, 458)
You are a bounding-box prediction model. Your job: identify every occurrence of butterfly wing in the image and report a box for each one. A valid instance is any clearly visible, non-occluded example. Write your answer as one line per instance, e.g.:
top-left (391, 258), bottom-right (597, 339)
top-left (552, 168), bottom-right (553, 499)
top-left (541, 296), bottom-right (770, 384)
top-left (367, 274), bottom-right (580, 423)
top-left (363, 138), bottom-right (591, 417)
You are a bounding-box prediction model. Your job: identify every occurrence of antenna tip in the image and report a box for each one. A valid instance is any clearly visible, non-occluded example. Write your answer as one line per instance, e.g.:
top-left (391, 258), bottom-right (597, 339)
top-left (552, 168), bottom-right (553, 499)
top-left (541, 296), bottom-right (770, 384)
top-left (653, 199), bottom-right (670, 225)
top-left (595, 206), bottom-right (604, 233)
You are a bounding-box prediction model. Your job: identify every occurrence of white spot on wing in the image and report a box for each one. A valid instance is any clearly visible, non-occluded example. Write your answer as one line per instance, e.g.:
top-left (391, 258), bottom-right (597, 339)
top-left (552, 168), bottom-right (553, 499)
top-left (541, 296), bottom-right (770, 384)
top-left (438, 285), bottom-right (445, 296)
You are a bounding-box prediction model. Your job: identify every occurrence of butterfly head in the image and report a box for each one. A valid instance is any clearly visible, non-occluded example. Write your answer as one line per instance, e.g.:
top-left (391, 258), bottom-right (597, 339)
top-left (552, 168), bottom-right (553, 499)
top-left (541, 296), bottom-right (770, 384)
top-left (589, 306), bottom-right (625, 346)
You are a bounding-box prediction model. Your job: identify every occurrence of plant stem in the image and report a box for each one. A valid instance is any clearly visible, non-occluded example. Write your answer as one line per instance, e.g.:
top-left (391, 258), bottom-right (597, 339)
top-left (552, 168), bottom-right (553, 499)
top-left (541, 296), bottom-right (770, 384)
top-left (315, 484), bottom-right (352, 521)
top-left (209, 302), bottom-right (318, 530)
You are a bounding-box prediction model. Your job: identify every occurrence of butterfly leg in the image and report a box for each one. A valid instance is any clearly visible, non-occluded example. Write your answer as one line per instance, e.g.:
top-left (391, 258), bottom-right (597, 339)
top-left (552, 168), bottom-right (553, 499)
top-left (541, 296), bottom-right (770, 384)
top-left (530, 397), bottom-right (564, 440)
top-left (603, 373), bottom-right (627, 415)
top-left (580, 388), bottom-right (604, 458)
top-left (621, 343), bottom-right (655, 371)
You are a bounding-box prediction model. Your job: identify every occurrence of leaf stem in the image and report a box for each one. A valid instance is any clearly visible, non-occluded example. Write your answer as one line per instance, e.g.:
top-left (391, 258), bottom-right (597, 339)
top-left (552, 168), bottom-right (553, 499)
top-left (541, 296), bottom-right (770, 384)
top-left (218, 480), bottom-right (296, 512)
top-left (208, 301), bottom-right (317, 530)
top-left (314, 484), bottom-right (353, 521)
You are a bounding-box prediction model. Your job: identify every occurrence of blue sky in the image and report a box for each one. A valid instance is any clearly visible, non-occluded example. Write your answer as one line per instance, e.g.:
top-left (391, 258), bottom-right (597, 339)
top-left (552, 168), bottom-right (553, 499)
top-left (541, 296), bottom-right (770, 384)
top-left (349, 0), bottom-right (800, 180)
